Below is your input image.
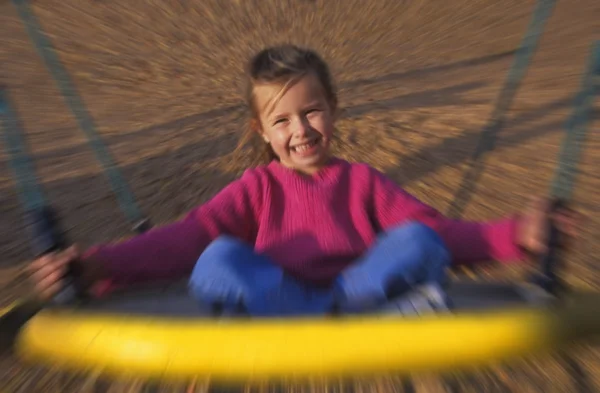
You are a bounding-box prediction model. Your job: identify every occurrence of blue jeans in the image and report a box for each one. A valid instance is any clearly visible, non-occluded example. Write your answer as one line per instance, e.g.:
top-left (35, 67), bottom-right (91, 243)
top-left (188, 222), bottom-right (451, 317)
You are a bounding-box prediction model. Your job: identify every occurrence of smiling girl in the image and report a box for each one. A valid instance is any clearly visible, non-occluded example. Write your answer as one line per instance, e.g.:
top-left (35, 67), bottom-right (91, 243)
top-left (26, 45), bottom-right (580, 317)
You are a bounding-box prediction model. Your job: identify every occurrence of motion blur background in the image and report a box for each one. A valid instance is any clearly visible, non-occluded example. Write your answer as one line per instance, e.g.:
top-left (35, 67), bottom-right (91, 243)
top-left (0, 0), bottom-right (599, 391)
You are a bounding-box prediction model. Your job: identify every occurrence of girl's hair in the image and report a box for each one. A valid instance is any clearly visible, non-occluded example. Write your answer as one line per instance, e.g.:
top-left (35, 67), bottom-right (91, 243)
top-left (236, 44), bottom-right (338, 166)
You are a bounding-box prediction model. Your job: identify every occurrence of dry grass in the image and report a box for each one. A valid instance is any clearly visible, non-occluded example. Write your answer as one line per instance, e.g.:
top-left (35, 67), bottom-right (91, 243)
top-left (1, 0), bottom-right (599, 391)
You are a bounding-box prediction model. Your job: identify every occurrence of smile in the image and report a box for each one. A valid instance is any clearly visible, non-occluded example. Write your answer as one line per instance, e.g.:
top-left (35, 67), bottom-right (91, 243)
top-left (291, 137), bottom-right (321, 153)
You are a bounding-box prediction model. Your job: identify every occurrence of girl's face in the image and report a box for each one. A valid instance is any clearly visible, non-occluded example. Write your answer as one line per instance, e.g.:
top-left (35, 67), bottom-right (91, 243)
top-left (253, 73), bottom-right (336, 175)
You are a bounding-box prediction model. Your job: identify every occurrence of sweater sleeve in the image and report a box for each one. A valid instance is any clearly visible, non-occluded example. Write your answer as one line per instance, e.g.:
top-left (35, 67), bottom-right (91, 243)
top-left (369, 167), bottom-right (526, 266)
top-left (83, 169), bottom-right (264, 289)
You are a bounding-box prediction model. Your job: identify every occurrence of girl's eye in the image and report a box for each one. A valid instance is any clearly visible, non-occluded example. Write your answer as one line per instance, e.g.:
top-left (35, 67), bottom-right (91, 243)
top-left (273, 118), bottom-right (287, 125)
top-left (306, 108), bottom-right (320, 115)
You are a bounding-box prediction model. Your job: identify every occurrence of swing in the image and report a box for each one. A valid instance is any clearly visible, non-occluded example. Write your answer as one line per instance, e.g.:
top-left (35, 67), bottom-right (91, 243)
top-left (1, 0), bottom-right (599, 389)
top-left (1, 56), bottom-right (599, 383)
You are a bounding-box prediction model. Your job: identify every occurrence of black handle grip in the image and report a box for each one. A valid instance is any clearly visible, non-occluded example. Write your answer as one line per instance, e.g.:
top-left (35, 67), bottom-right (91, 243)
top-left (25, 205), bottom-right (69, 257)
top-left (25, 206), bottom-right (87, 304)
top-left (530, 198), bottom-right (569, 296)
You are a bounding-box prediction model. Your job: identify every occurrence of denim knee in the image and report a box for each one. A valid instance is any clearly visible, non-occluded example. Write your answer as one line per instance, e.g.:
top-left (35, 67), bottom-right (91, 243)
top-left (386, 221), bottom-right (446, 247)
top-left (189, 235), bottom-right (248, 285)
top-left (385, 222), bottom-right (451, 269)
top-left (188, 235), bottom-right (286, 314)
top-left (336, 221), bottom-right (452, 311)
top-left (200, 235), bottom-right (251, 260)
top-left (188, 235), bottom-right (254, 308)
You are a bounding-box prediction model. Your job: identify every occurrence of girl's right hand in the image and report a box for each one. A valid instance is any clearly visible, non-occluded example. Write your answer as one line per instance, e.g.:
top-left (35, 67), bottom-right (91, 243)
top-left (26, 245), bottom-right (81, 301)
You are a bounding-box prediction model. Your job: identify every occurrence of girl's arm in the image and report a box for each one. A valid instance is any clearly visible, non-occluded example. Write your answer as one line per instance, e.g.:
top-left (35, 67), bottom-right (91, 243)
top-left (81, 169), bottom-right (264, 292)
top-left (369, 168), bottom-right (526, 266)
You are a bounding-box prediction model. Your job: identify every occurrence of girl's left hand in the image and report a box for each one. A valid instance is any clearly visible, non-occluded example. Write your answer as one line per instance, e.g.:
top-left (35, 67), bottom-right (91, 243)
top-left (516, 197), bottom-right (583, 257)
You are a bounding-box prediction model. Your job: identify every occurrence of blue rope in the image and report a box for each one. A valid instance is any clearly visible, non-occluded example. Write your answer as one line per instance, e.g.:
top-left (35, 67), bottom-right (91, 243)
top-left (489, 0), bottom-right (558, 120)
top-left (550, 40), bottom-right (599, 200)
top-left (0, 89), bottom-right (47, 211)
top-left (447, 0), bottom-right (557, 218)
top-left (11, 0), bottom-right (146, 227)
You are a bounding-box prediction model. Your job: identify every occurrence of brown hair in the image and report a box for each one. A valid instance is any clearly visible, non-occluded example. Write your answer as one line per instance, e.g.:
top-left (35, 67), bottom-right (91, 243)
top-left (236, 44), bottom-right (338, 167)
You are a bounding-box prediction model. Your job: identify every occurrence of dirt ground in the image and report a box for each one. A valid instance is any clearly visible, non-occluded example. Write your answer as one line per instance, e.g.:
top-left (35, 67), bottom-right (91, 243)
top-left (0, 0), bottom-right (599, 392)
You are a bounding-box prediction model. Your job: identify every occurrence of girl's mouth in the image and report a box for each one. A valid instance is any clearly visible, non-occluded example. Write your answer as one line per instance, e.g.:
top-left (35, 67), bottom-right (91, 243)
top-left (291, 137), bottom-right (321, 154)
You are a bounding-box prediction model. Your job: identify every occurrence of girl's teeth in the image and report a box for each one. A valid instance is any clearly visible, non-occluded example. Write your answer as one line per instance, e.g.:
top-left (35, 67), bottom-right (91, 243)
top-left (293, 140), bottom-right (316, 152)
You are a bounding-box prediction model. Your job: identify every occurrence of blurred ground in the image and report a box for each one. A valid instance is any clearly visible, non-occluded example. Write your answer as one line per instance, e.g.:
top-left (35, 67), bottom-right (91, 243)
top-left (0, 0), bottom-right (599, 392)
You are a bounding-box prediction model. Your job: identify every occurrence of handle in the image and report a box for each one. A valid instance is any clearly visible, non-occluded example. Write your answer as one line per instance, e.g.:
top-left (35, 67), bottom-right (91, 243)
top-left (530, 199), bottom-right (568, 297)
top-left (26, 205), bottom-right (65, 256)
top-left (0, 206), bottom-right (86, 354)
top-left (25, 206), bottom-right (88, 305)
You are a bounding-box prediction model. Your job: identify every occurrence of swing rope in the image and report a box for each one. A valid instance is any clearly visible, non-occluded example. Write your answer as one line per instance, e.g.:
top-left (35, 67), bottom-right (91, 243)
top-left (447, 0), bottom-right (557, 218)
top-left (0, 89), bottom-right (47, 213)
top-left (550, 41), bottom-right (600, 200)
top-left (11, 0), bottom-right (151, 234)
top-left (536, 40), bottom-right (599, 293)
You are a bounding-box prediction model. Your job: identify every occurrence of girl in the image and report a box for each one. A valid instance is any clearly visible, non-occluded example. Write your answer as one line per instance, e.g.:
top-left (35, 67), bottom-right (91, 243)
top-left (27, 45), bottom-right (579, 317)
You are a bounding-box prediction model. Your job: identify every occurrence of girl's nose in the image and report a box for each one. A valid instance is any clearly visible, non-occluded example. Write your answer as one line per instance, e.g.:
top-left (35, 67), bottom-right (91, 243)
top-left (292, 116), bottom-right (311, 137)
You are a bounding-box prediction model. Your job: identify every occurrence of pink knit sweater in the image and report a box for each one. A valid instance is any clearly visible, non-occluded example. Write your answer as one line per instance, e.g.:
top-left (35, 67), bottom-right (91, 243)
top-left (85, 158), bottom-right (525, 290)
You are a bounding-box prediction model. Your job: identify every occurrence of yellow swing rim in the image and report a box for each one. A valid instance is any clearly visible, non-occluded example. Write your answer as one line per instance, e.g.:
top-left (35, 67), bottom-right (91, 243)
top-left (5, 289), bottom-right (600, 383)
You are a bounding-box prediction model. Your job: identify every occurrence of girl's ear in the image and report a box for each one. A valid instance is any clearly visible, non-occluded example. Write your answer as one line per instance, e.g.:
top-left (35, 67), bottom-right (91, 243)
top-left (250, 118), bottom-right (269, 143)
top-left (250, 118), bottom-right (261, 134)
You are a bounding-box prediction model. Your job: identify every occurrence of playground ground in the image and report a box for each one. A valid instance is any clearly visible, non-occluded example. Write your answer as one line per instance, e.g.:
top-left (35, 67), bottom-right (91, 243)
top-left (0, 0), bottom-right (599, 391)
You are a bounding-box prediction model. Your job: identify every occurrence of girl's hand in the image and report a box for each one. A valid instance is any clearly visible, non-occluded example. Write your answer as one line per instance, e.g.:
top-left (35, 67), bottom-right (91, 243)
top-left (26, 245), bottom-right (80, 301)
top-left (25, 245), bottom-right (106, 301)
top-left (516, 197), bottom-right (583, 257)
